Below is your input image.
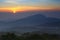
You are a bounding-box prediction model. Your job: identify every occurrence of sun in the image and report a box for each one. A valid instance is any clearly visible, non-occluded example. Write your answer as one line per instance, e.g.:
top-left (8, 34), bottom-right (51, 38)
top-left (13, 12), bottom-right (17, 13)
top-left (11, 8), bottom-right (17, 13)
top-left (12, 10), bottom-right (16, 13)
top-left (12, 8), bottom-right (16, 13)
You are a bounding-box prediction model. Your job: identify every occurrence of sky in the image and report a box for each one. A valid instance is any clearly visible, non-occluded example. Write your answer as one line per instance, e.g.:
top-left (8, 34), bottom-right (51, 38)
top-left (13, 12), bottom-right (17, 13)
top-left (0, 0), bottom-right (60, 21)
top-left (0, 0), bottom-right (60, 13)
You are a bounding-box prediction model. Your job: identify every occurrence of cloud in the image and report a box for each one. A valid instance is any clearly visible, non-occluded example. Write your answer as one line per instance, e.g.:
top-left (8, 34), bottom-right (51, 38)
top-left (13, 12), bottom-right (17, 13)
top-left (4, 1), bottom-right (17, 4)
top-left (0, 0), bottom-right (60, 8)
top-left (2, 0), bottom-right (19, 4)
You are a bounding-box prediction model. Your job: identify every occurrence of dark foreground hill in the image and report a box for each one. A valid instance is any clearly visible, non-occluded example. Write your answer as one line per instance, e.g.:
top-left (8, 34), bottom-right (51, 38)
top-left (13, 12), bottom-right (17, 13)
top-left (0, 32), bottom-right (60, 40)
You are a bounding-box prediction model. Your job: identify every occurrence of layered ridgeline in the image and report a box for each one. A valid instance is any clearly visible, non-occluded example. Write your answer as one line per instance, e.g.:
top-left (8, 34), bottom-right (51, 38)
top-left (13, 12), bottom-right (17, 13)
top-left (0, 14), bottom-right (60, 34)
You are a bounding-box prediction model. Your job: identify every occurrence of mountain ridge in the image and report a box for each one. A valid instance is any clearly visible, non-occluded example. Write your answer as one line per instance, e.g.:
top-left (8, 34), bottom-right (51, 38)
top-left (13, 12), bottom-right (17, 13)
top-left (0, 14), bottom-right (60, 34)
top-left (8, 14), bottom-right (60, 26)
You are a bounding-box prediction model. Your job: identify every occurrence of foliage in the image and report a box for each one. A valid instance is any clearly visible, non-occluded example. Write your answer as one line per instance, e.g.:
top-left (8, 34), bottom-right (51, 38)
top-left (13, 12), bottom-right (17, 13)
top-left (0, 32), bottom-right (59, 40)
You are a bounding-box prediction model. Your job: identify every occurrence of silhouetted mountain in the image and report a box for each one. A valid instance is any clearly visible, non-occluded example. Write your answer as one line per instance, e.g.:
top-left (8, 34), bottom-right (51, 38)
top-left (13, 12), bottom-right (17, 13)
top-left (0, 14), bottom-right (60, 34)
top-left (9, 14), bottom-right (60, 26)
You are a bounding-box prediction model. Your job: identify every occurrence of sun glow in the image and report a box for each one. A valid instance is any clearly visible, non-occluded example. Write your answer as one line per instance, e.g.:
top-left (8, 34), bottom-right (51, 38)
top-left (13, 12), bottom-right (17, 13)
top-left (10, 8), bottom-right (17, 13)
top-left (0, 6), bottom-right (59, 13)
top-left (13, 10), bottom-right (16, 13)
top-left (0, 7), bottom-right (41, 13)
top-left (0, 7), bottom-right (20, 13)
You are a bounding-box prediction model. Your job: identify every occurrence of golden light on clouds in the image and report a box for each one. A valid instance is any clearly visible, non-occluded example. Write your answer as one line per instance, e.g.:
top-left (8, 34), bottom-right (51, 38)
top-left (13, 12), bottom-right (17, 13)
top-left (10, 8), bottom-right (19, 13)
top-left (0, 6), bottom-right (60, 13)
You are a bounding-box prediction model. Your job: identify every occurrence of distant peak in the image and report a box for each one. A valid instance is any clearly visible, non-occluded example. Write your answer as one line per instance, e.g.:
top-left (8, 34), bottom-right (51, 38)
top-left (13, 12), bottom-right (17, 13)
top-left (30, 14), bottom-right (46, 18)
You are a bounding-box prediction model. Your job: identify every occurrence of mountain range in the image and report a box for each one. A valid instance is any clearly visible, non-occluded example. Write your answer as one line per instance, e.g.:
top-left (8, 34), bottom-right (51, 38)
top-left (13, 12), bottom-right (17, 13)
top-left (0, 14), bottom-right (60, 34)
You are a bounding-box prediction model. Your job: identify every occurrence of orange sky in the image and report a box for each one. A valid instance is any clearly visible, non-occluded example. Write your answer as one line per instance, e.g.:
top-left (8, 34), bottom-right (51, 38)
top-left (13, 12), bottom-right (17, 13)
top-left (0, 0), bottom-right (60, 14)
top-left (0, 6), bottom-right (60, 13)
